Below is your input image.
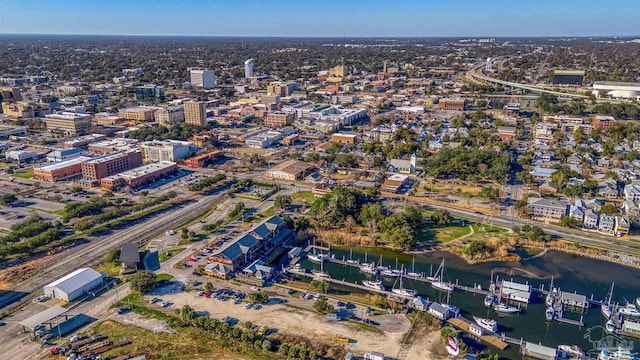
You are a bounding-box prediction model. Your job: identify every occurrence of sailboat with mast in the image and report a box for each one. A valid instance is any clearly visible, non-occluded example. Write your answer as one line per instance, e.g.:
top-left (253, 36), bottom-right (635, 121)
top-left (601, 282), bottom-right (614, 319)
top-left (346, 248), bottom-right (358, 264)
top-left (311, 253), bottom-right (331, 279)
top-left (392, 265), bottom-right (417, 297)
top-left (378, 255), bottom-right (401, 278)
top-left (407, 257), bottom-right (421, 278)
top-left (429, 258), bottom-right (454, 292)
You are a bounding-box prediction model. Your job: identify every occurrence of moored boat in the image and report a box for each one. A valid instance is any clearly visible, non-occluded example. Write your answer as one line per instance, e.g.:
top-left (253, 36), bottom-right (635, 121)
top-left (602, 303), bottom-right (613, 319)
top-left (558, 344), bottom-right (584, 359)
top-left (606, 319), bottom-right (617, 333)
top-left (484, 294), bottom-right (496, 307)
top-left (473, 316), bottom-right (498, 332)
top-left (380, 268), bottom-right (401, 278)
top-left (311, 269), bottom-right (331, 278)
top-left (635, 297), bottom-right (640, 309)
top-left (494, 303), bottom-right (520, 314)
top-left (363, 280), bottom-right (385, 291)
top-left (391, 266), bottom-right (417, 297)
top-left (307, 253), bottom-right (328, 263)
top-left (618, 303), bottom-right (640, 318)
top-left (597, 346), bottom-right (637, 360)
top-left (359, 263), bottom-right (378, 275)
top-left (545, 307), bottom-right (555, 321)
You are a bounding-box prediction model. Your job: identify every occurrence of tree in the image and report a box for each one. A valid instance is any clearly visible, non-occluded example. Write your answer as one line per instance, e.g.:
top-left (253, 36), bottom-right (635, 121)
top-left (562, 183), bottom-right (584, 200)
top-left (180, 304), bottom-right (195, 321)
top-left (313, 297), bottom-right (334, 314)
top-left (560, 216), bottom-right (580, 227)
top-left (0, 193), bottom-right (18, 206)
top-left (431, 209), bottom-right (453, 225)
top-left (599, 203), bottom-right (619, 215)
top-left (104, 248), bottom-right (121, 265)
top-left (388, 225), bottom-right (417, 250)
top-left (478, 186), bottom-right (500, 201)
top-left (310, 280), bottom-right (330, 294)
top-left (248, 291), bottom-right (269, 304)
top-left (274, 195), bottom-right (292, 210)
top-left (204, 282), bottom-right (213, 293)
top-left (344, 215), bottom-right (356, 233)
top-left (129, 270), bottom-right (157, 293)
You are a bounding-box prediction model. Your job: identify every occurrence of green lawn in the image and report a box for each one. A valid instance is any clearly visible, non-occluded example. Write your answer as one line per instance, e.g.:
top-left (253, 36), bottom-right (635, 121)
top-left (158, 248), bottom-right (185, 262)
top-left (13, 167), bottom-right (34, 179)
top-left (291, 191), bottom-right (315, 203)
top-left (156, 273), bottom-right (174, 281)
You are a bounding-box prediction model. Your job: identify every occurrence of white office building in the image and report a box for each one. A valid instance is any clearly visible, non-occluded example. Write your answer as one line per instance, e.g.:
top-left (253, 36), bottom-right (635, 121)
top-left (189, 68), bottom-right (216, 88)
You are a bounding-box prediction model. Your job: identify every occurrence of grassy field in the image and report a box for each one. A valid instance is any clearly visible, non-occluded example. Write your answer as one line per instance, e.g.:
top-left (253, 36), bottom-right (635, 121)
top-left (156, 273), bottom-right (174, 281)
top-left (12, 167), bottom-right (34, 179)
top-left (158, 248), bottom-right (185, 262)
top-left (96, 262), bottom-right (121, 276)
top-left (291, 191), bottom-right (315, 203)
top-left (89, 320), bottom-right (260, 360)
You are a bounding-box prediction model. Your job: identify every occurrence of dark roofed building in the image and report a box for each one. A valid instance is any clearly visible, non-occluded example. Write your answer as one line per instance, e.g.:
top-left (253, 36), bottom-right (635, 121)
top-left (120, 243), bottom-right (141, 272)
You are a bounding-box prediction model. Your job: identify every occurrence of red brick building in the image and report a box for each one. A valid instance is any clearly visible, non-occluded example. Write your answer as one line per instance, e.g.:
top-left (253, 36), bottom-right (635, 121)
top-left (263, 112), bottom-right (294, 128)
top-left (81, 151), bottom-right (143, 181)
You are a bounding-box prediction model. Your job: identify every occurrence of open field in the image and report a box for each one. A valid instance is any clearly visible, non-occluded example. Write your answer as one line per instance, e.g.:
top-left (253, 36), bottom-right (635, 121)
top-left (291, 191), bottom-right (316, 203)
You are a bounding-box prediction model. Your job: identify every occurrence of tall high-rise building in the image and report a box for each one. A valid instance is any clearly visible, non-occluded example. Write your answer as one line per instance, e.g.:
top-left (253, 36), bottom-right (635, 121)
top-left (189, 68), bottom-right (216, 88)
top-left (184, 101), bottom-right (207, 127)
top-left (244, 59), bottom-right (254, 78)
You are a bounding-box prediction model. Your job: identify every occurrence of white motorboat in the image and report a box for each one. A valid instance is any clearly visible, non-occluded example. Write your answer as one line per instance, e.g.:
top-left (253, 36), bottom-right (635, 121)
top-left (618, 303), bottom-right (640, 318)
top-left (597, 347), bottom-right (638, 360)
top-left (546, 277), bottom-right (556, 307)
top-left (307, 253), bottom-right (328, 263)
top-left (430, 258), bottom-right (454, 292)
top-left (473, 316), bottom-right (498, 332)
top-left (545, 307), bottom-right (555, 321)
top-left (346, 248), bottom-right (357, 263)
top-left (494, 303), bottom-right (520, 314)
top-left (484, 294), bottom-right (496, 307)
top-left (635, 297), bottom-right (640, 309)
top-left (606, 319), bottom-right (617, 333)
top-left (558, 345), bottom-right (585, 359)
top-left (363, 280), bottom-right (385, 291)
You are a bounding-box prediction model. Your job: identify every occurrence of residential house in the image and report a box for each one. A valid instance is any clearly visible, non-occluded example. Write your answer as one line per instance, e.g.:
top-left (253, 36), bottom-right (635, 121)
top-left (615, 216), bottom-right (630, 236)
top-left (598, 214), bottom-right (615, 234)
top-left (598, 183), bottom-right (619, 199)
top-left (530, 167), bottom-right (557, 182)
top-left (119, 242), bottom-right (141, 272)
top-left (204, 262), bottom-right (233, 279)
top-left (624, 184), bottom-right (640, 202)
top-left (568, 206), bottom-right (585, 222)
top-left (539, 181), bottom-right (558, 195)
top-left (583, 209), bottom-right (599, 229)
top-left (411, 297), bottom-right (430, 311)
top-left (623, 200), bottom-right (640, 220)
top-left (527, 197), bottom-right (568, 220)
top-left (388, 153), bottom-right (417, 174)
top-left (428, 139), bottom-right (444, 150)
top-left (566, 154), bottom-right (582, 165)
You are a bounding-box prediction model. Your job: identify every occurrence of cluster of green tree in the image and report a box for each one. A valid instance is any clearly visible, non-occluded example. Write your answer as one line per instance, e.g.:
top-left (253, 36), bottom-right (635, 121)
top-left (377, 206), bottom-right (424, 250)
top-left (462, 240), bottom-right (487, 256)
top-left (228, 202), bottom-right (246, 220)
top-left (248, 291), bottom-right (269, 304)
top-left (422, 147), bottom-right (510, 183)
top-left (313, 297), bottom-right (334, 314)
top-left (128, 123), bottom-right (203, 141)
top-left (309, 280), bottom-right (330, 294)
top-left (0, 193), bottom-right (17, 206)
top-left (202, 220), bottom-right (224, 233)
top-left (430, 209), bottom-right (453, 225)
top-left (310, 187), bottom-right (367, 229)
top-left (513, 224), bottom-right (551, 242)
top-left (478, 186), bottom-right (500, 201)
top-left (129, 270), bottom-right (157, 293)
top-left (274, 195), bottom-right (292, 210)
top-left (189, 173), bottom-right (227, 192)
top-left (70, 191), bottom-right (177, 231)
top-left (592, 103), bottom-right (639, 120)
top-left (0, 216), bottom-right (64, 258)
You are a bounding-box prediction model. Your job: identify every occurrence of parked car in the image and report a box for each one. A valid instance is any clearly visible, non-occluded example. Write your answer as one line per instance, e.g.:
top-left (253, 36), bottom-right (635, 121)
top-left (244, 303), bottom-right (253, 309)
top-left (196, 291), bottom-right (204, 297)
top-left (35, 295), bottom-right (48, 303)
top-left (161, 300), bottom-right (171, 307)
top-left (117, 308), bottom-right (129, 314)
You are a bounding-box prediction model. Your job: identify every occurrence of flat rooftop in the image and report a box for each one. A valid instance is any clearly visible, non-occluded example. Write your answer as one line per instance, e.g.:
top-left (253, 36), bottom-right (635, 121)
top-left (85, 151), bottom-right (137, 164)
top-left (36, 156), bottom-right (91, 171)
top-left (103, 161), bottom-right (175, 180)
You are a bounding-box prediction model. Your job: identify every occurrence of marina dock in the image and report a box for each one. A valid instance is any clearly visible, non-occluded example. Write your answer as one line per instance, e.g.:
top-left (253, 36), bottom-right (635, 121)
top-left (447, 318), bottom-right (508, 350)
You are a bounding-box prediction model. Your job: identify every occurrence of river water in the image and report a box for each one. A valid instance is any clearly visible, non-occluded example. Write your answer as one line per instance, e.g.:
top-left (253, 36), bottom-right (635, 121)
top-left (299, 247), bottom-right (640, 358)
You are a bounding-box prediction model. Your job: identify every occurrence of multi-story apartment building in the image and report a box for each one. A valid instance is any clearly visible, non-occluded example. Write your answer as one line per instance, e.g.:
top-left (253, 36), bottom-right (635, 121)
top-left (189, 68), bottom-right (216, 88)
top-left (263, 112), bottom-right (294, 128)
top-left (81, 151), bottom-right (143, 181)
top-left (439, 99), bottom-right (465, 111)
top-left (95, 113), bottom-right (127, 126)
top-left (100, 161), bottom-right (177, 190)
top-left (139, 140), bottom-right (195, 162)
top-left (154, 107), bottom-right (184, 126)
top-left (134, 84), bottom-right (165, 101)
top-left (44, 112), bottom-right (93, 137)
top-left (527, 197), bottom-right (568, 220)
top-left (184, 101), bottom-right (207, 127)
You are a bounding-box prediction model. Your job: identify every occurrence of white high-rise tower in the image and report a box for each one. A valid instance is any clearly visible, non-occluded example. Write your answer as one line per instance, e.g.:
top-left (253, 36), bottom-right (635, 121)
top-left (486, 57), bottom-right (493, 72)
top-left (244, 59), bottom-right (254, 78)
top-left (189, 68), bottom-right (216, 88)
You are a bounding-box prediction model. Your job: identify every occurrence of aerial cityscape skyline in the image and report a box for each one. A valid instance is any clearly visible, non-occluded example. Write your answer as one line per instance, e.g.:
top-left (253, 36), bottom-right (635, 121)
top-left (1, 0), bottom-right (640, 37)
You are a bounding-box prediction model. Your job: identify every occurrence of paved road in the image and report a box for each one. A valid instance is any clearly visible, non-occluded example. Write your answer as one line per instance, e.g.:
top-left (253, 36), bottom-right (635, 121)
top-left (0, 193), bottom-right (223, 314)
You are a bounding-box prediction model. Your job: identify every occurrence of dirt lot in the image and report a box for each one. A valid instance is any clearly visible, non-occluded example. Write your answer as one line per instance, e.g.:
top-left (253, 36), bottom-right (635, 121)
top-left (147, 290), bottom-right (448, 359)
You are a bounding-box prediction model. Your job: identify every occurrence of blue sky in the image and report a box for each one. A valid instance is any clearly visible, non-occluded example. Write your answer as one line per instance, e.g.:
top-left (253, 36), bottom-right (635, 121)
top-left (1, 0), bottom-right (638, 37)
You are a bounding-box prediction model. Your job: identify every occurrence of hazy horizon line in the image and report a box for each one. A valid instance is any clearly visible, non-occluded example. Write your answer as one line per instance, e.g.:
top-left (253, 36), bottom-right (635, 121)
top-left (1, 33), bottom-right (639, 40)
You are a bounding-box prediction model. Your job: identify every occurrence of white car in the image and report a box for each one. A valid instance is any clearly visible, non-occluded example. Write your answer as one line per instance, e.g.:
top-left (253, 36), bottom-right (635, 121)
top-left (244, 303), bottom-right (253, 309)
top-left (196, 291), bottom-right (204, 297)
top-left (35, 295), bottom-right (48, 303)
top-left (161, 300), bottom-right (171, 307)
top-left (250, 286), bottom-right (260, 291)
